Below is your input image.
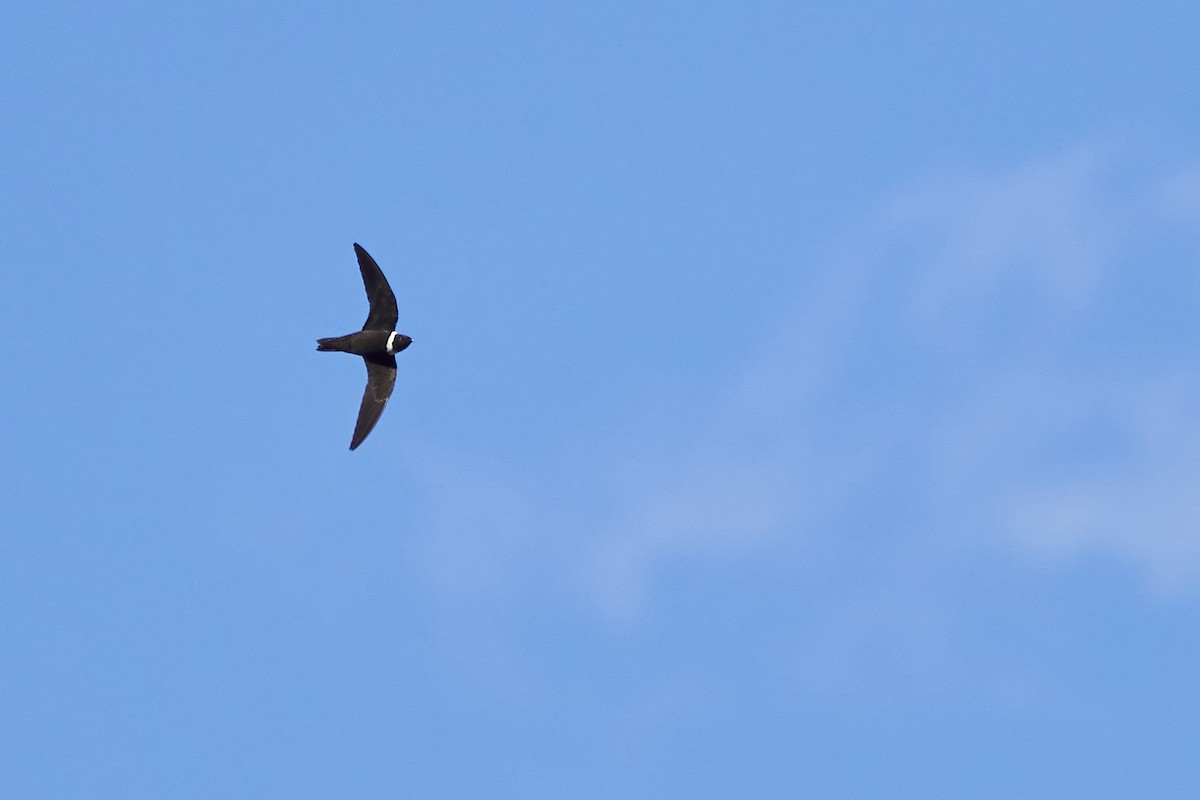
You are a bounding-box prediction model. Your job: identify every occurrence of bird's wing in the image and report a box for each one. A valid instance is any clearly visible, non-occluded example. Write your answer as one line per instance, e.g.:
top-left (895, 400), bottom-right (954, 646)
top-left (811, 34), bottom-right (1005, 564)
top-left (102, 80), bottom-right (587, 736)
top-left (355, 243), bottom-right (399, 331)
top-left (349, 355), bottom-right (397, 451)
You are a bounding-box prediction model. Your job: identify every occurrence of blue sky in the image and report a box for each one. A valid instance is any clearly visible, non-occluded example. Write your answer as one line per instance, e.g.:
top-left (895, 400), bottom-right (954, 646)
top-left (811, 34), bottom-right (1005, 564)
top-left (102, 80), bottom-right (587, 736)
top-left (5, 1), bottom-right (1200, 797)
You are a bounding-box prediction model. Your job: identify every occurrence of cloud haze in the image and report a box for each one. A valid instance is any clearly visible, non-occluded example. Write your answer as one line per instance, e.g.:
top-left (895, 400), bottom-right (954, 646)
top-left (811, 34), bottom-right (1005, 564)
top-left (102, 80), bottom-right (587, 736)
top-left (403, 143), bottom-right (1200, 706)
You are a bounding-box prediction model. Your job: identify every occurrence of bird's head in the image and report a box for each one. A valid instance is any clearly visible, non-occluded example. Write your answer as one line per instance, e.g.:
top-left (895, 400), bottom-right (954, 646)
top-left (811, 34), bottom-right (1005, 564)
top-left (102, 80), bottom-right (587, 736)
top-left (387, 332), bottom-right (413, 354)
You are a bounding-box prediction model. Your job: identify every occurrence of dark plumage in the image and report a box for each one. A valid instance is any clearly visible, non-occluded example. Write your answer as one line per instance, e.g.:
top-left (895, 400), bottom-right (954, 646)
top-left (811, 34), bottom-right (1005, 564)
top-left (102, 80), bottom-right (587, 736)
top-left (317, 243), bottom-right (412, 450)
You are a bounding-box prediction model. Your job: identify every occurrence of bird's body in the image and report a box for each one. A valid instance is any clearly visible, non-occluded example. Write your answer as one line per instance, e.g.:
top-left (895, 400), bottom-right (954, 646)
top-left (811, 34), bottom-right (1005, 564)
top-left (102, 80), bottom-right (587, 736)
top-left (316, 329), bottom-right (406, 358)
top-left (316, 243), bottom-right (412, 451)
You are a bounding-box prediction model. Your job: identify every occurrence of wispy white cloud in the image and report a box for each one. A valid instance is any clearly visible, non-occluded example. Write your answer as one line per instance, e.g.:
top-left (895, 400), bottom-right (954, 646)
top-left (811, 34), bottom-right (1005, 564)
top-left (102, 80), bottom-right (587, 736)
top-left (1003, 368), bottom-right (1200, 596)
top-left (404, 140), bottom-right (1200, 700)
top-left (588, 140), bottom-right (1200, 606)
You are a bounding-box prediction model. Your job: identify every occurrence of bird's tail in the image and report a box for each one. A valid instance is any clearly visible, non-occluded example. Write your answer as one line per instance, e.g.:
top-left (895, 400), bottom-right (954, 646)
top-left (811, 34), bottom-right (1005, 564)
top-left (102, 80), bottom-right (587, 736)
top-left (316, 335), bottom-right (353, 352)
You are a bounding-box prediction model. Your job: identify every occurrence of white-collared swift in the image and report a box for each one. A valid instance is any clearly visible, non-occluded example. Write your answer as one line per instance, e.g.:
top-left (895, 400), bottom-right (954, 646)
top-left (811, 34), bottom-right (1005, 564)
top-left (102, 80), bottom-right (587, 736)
top-left (317, 243), bottom-right (412, 450)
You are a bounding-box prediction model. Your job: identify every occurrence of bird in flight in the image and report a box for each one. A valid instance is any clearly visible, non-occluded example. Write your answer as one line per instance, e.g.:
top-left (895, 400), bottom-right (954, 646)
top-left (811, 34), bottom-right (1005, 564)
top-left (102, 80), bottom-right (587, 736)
top-left (316, 243), bottom-right (412, 450)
